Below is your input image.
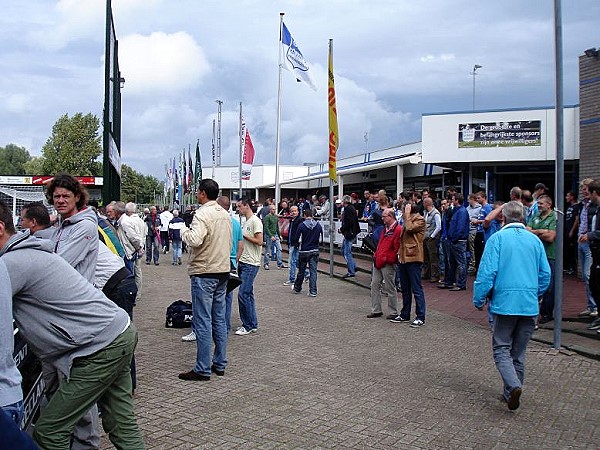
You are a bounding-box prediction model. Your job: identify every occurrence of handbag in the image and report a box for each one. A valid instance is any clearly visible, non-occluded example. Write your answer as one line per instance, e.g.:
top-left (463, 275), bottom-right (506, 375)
top-left (361, 233), bottom-right (377, 254)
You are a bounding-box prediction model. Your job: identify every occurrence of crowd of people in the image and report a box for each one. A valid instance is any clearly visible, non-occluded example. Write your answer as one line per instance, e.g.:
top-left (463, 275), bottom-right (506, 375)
top-left (3, 173), bottom-right (600, 448)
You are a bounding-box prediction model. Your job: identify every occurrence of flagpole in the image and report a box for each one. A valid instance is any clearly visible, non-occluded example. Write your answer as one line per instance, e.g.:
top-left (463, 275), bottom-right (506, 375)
top-left (238, 102), bottom-right (243, 201)
top-left (328, 39), bottom-right (335, 277)
top-left (274, 12), bottom-right (285, 207)
top-left (211, 119), bottom-right (216, 179)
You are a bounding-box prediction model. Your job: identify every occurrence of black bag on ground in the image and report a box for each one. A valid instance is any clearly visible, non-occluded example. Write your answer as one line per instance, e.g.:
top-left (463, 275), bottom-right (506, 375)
top-left (165, 299), bottom-right (193, 328)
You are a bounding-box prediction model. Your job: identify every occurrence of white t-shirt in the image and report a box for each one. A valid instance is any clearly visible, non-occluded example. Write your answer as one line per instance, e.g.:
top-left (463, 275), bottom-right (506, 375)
top-left (239, 215), bottom-right (263, 266)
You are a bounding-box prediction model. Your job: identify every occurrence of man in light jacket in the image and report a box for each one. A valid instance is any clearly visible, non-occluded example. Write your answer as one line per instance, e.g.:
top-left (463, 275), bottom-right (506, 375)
top-left (179, 179), bottom-right (232, 381)
top-left (473, 201), bottom-right (550, 411)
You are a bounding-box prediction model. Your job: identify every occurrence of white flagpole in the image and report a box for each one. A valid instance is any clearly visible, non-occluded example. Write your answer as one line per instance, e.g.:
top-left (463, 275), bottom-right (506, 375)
top-left (239, 102), bottom-right (243, 201)
top-left (211, 119), bottom-right (216, 179)
top-left (275, 12), bottom-right (284, 207)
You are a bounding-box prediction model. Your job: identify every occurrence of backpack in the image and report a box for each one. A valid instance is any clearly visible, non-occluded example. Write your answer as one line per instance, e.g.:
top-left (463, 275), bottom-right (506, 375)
top-left (165, 299), bottom-right (193, 328)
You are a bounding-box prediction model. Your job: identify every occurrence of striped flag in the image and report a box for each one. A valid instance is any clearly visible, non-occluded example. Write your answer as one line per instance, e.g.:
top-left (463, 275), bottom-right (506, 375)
top-left (327, 39), bottom-right (338, 182)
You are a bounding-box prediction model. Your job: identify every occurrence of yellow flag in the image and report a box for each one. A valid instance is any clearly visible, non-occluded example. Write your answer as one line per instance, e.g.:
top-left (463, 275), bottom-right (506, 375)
top-left (328, 39), bottom-right (338, 182)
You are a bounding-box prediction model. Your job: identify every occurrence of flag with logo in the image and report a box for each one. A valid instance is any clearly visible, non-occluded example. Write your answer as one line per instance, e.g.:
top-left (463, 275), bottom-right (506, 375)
top-left (328, 39), bottom-right (338, 182)
top-left (280, 22), bottom-right (317, 91)
top-left (240, 117), bottom-right (255, 181)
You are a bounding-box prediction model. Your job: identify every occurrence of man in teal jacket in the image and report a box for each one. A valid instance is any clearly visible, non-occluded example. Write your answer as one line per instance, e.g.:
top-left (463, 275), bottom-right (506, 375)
top-left (473, 201), bottom-right (550, 411)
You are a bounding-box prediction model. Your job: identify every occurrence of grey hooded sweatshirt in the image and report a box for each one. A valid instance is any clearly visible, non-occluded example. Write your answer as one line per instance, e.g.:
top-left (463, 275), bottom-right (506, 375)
top-left (0, 258), bottom-right (22, 407)
top-left (52, 206), bottom-right (99, 283)
top-left (0, 231), bottom-right (129, 378)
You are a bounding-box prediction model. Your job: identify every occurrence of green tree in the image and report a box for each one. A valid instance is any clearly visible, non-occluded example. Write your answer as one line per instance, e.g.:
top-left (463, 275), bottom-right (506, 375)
top-left (41, 112), bottom-right (102, 176)
top-left (0, 144), bottom-right (31, 175)
top-left (120, 164), bottom-right (163, 204)
top-left (23, 156), bottom-right (46, 175)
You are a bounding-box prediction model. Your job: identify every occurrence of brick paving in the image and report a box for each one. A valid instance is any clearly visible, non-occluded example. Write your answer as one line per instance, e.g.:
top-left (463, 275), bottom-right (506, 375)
top-left (101, 251), bottom-right (600, 449)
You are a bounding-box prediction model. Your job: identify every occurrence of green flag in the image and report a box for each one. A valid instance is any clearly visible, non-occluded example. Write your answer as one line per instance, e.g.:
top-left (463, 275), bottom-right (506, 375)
top-left (194, 139), bottom-right (202, 191)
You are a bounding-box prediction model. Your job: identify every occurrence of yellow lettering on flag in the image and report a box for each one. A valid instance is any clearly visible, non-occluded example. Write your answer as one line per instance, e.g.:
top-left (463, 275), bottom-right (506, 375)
top-left (328, 39), bottom-right (338, 182)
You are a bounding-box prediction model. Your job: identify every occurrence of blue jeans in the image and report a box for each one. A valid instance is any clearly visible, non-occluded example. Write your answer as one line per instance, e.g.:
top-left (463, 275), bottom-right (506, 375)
top-left (145, 235), bottom-right (159, 263)
top-left (492, 314), bottom-right (536, 400)
top-left (238, 262), bottom-right (259, 330)
top-left (264, 237), bottom-right (283, 267)
top-left (225, 290), bottom-right (233, 332)
top-left (439, 238), bottom-right (450, 278)
top-left (294, 251), bottom-right (319, 295)
top-left (578, 241), bottom-right (597, 310)
top-left (447, 240), bottom-right (467, 288)
top-left (190, 276), bottom-right (228, 375)
top-left (540, 259), bottom-right (555, 318)
top-left (1, 400), bottom-right (24, 428)
top-left (398, 262), bottom-right (426, 321)
top-left (172, 240), bottom-right (182, 263)
top-left (341, 238), bottom-right (356, 275)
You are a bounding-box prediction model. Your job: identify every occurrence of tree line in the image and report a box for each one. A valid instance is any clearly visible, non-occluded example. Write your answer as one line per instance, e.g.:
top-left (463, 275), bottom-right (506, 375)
top-left (0, 112), bottom-right (162, 204)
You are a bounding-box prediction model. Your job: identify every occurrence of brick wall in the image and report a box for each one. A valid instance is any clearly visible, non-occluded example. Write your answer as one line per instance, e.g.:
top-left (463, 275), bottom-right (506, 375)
top-left (579, 53), bottom-right (600, 182)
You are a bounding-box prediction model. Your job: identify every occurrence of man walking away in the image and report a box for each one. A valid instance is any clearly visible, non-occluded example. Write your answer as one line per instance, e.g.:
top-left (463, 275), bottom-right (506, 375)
top-left (168, 210), bottom-right (185, 266)
top-left (474, 201), bottom-right (550, 411)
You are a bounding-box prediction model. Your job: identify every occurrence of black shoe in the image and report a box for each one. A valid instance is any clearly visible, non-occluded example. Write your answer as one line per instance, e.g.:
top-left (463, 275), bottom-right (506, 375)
top-left (437, 284), bottom-right (451, 289)
top-left (154, 262), bottom-right (160, 266)
top-left (507, 387), bottom-right (522, 411)
top-left (211, 365), bottom-right (225, 376)
top-left (449, 286), bottom-right (466, 291)
top-left (178, 370), bottom-right (210, 381)
top-left (145, 261), bottom-right (151, 265)
top-left (367, 312), bottom-right (383, 318)
top-left (390, 315), bottom-right (409, 323)
top-left (385, 314), bottom-right (397, 320)
top-left (342, 273), bottom-right (356, 278)
top-left (587, 318), bottom-right (600, 330)
top-left (538, 316), bottom-right (554, 324)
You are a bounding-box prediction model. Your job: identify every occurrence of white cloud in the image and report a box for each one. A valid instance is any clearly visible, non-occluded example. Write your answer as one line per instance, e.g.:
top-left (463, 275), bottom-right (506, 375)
top-left (119, 32), bottom-right (210, 94)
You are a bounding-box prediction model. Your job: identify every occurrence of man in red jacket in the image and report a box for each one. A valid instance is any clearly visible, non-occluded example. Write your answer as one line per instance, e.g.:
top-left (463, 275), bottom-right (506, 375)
top-left (368, 208), bottom-right (402, 318)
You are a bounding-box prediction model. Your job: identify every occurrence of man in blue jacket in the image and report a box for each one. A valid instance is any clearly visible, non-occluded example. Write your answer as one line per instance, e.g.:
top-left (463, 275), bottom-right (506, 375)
top-left (292, 209), bottom-right (322, 297)
top-left (473, 201), bottom-right (550, 411)
top-left (439, 193), bottom-right (470, 291)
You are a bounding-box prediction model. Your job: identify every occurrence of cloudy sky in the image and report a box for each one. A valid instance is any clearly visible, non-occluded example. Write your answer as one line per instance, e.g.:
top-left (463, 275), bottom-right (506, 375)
top-left (1, 0), bottom-right (598, 180)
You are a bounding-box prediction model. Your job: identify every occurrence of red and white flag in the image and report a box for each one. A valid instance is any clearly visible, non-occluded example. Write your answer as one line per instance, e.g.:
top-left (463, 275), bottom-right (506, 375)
top-left (240, 117), bottom-right (255, 181)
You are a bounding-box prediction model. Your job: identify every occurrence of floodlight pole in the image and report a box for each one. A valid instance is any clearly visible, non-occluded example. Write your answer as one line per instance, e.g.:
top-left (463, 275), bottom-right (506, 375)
top-left (471, 64), bottom-right (482, 111)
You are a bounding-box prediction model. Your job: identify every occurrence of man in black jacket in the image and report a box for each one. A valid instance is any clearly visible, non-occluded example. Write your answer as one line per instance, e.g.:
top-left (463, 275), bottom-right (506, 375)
top-left (339, 195), bottom-right (360, 278)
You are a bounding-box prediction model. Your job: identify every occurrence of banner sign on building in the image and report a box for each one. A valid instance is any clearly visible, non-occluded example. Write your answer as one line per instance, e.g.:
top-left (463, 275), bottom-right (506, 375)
top-left (458, 120), bottom-right (541, 148)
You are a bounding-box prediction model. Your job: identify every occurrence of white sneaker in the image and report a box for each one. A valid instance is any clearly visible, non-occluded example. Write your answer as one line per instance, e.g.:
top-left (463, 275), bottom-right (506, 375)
top-left (235, 327), bottom-right (257, 336)
top-left (283, 280), bottom-right (294, 286)
top-left (307, 292), bottom-right (317, 297)
top-left (181, 331), bottom-right (196, 341)
top-left (410, 319), bottom-right (424, 328)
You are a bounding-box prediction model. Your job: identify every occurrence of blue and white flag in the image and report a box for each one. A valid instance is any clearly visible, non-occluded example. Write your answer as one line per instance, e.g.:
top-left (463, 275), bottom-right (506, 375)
top-left (280, 22), bottom-right (317, 91)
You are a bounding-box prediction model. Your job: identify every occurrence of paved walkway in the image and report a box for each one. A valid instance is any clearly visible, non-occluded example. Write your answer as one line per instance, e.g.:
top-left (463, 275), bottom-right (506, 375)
top-left (315, 247), bottom-right (600, 360)
top-left (101, 251), bottom-right (599, 449)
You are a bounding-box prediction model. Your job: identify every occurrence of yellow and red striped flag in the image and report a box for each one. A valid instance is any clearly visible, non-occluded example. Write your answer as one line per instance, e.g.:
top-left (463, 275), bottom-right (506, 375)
top-left (327, 39), bottom-right (338, 182)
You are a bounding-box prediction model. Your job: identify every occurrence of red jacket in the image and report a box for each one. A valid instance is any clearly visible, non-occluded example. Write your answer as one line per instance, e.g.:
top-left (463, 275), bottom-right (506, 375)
top-left (373, 221), bottom-right (402, 269)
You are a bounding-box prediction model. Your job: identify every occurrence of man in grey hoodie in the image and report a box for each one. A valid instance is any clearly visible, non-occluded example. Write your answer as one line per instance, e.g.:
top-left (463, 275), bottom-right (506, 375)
top-left (0, 201), bottom-right (145, 450)
top-left (0, 258), bottom-right (23, 426)
top-left (46, 173), bottom-right (99, 284)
